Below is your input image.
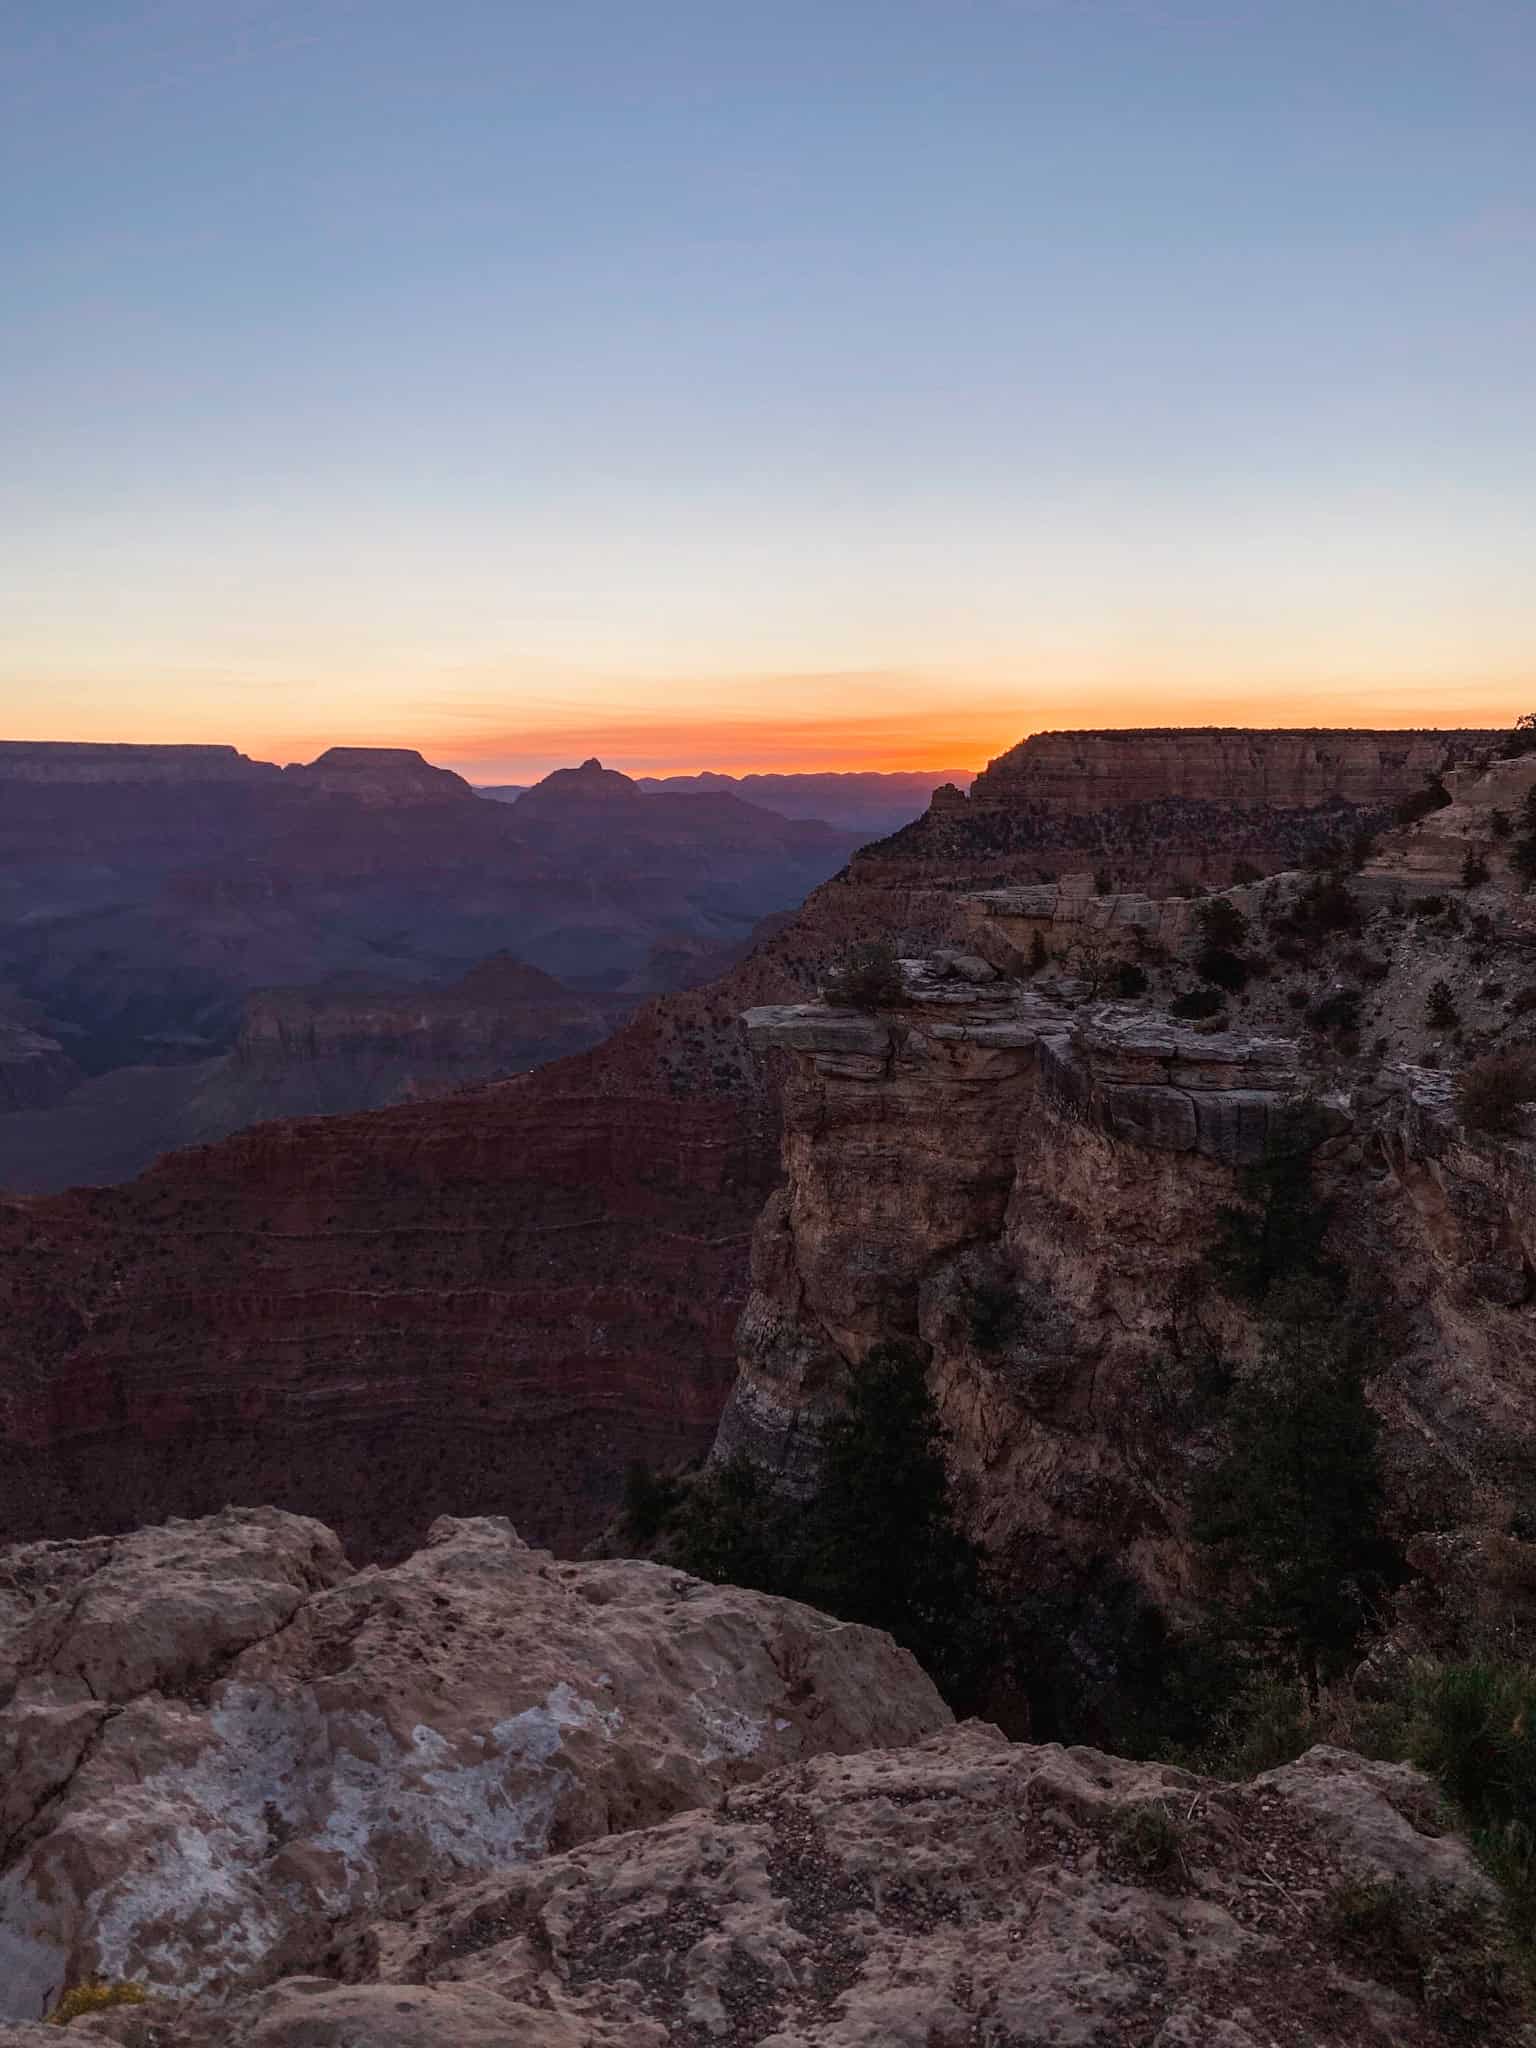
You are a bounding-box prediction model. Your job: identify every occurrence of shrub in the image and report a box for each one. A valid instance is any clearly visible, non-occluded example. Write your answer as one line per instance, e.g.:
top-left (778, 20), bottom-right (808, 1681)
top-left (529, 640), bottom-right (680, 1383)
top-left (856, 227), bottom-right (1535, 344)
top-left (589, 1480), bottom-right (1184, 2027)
top-left (1112, 1802), bottom-right (1186, 1881)
top-left (1491, 809), bottom-right (1513, 840)
top-left (1171, 987), bottom-right (1225, 1020)
top-left (1028, 929), bottom-right (1049, 974)
top-left (1511, 837), bottom-right (1536, 886)
top-left (1463, 847), bottom-right (1492, 888)
top-left (1196, 897), bottom-right (1251, 953)
top-left (47, 1982), bottom-right (147, 2026)
top-left (1459, 1051), bottom-right (1536, 1135)
top-left (1196, 946), bottom-right (1249, 993)
top-left (823, 941), bottom-right (904, 1011)
top-left (1285, 873), bottom-right (1360, 939)
top-left (1322, 1876), bottom-right (1517, 2022)
top-left (1413, 894), bottom-right (1447, 917)
top-left (1498, 713), bottom-right (1536, 760)
top-left (1425, 980), bottom-right (1460, 1032)
top-left (1231, 859), bottom-right (1263, 885)
top-left (1094, 866), bottom-right (1114, 896)
top-left (1112, 962), bottom-right (1148, 998)
top-left (620, 1459), bottom-right (680, 1545)
top-left (1308, 988), bottom-right (1362, 1038)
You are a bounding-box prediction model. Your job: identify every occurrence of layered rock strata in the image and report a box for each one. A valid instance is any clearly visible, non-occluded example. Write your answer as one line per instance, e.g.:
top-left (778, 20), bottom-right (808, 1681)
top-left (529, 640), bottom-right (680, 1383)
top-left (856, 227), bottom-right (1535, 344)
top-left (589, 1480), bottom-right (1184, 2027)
top-left (0, 1507), bottom-right (949, 2019)
top-left (969, 726), bottom-right (1488, 811)
top-left (858, 726), bottom-right (1495, 895)
top-left (722, 946), bottom-right (1536, 1617)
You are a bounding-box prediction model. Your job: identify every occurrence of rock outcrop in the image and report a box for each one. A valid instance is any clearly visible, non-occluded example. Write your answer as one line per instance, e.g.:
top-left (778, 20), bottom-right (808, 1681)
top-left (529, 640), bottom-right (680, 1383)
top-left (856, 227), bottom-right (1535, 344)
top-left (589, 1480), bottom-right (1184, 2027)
top-left (720, 982), bottom-right (1313, 1593)
top-left (969, 727), bottom-right (1485, 812)
top-left (0, 1508), bottom-right (949, 2020)
top-left (719, 799), bottom-right (1536, 1627)
top-left (856, 726), bottom-right (1494, 896)
top-left (1, 1721), bottom-right (1512, 2044)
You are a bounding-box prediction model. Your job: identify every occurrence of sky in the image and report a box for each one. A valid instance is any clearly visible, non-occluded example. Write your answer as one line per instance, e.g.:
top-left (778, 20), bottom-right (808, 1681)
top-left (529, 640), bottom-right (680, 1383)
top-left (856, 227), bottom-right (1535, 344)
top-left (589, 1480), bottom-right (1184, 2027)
top-left (3, 0), bottom-right (1533, 781)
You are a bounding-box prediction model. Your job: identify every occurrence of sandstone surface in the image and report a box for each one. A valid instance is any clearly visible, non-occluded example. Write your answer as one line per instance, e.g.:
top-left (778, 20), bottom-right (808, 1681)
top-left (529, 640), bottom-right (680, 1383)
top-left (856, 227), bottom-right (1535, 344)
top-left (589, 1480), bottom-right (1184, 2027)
top-left (0, 1508), bottom-right (949, 2021)
top-left (4, 1724), bottom-right (1510, 2045)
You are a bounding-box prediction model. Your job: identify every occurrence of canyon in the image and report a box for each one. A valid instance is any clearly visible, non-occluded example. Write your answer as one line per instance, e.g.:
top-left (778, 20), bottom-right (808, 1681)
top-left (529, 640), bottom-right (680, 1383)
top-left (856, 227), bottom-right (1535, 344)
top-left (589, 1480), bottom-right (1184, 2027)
top-left (0, 745), bottom-right (865, 1192)
top-left (1, 723), bottom-right (1533, 2040)
top-left (0, 725), bottom-right (1502, 1573)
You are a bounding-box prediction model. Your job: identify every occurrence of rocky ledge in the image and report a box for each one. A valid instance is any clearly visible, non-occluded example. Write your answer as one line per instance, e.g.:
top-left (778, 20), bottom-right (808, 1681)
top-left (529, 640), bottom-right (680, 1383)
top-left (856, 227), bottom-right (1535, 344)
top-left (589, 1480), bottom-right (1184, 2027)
top-left (0, 1508), bottom-right (947, 2020)
top-left (0, 1719), bottom-right (1511, 2045)
top-left (744, 978), bottom-right (1302, 1168)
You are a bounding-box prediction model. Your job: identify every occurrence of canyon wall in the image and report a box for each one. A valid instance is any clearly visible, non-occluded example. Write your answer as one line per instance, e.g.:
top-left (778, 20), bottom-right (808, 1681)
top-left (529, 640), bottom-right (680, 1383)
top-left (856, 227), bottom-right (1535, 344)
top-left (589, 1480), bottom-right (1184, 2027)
top-left (856, 725), bottom-right (1495, 895)
top-left (2, 725), bottom-right (1516, 1566)
top-left (718, 773), bottom-right (1536, 1633)
top-left (968, 726), bottom-right (1488, 811)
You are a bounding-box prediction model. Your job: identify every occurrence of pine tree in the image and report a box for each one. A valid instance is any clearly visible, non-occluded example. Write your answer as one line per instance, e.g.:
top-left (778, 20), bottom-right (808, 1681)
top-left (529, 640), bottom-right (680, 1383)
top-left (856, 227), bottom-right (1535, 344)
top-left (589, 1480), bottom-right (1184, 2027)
top-left (1193, 1281), bottom-right (1399, 1694)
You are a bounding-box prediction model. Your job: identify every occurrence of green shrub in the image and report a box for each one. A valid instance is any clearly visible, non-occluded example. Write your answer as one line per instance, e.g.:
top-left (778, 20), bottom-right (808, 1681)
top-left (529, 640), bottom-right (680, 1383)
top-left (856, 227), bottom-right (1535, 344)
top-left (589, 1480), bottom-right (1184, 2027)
top-left (1112, 1801), bottom-right (1186, 1882)
top-left (1491, 809), bottom-right (1513, 839)
top-left (1426, 980), bottom-right (1460, 1031)
top-left (1113, 962), bottom-right (1148, 997)
top-left (1196, 946), bottom-right (1249, 993)
top-left (1283, 873), bottom-right (1361, 939)
top-left (1322, 1876), bottom-right (1516, 2022)
top-left (1308, 988), bottom-right (1362, 1038)
top-left (823, 941), bottom-right (904, 1011)
top-left (1028, 929), bottom-right (1049, 974)
top-left (1196, 897), bottom-right (1251, 952)
top-left (1463, 846), bottom-right (1492, 888)
top-left (1498, 713), bottom-right (1536, 760)
top-left (1231, 859), bottom-right (1263, 885)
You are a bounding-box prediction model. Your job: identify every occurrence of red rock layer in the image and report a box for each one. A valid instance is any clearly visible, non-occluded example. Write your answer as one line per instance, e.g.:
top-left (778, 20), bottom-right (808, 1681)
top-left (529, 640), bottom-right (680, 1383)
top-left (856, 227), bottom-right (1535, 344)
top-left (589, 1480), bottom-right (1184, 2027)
top-left (0, 1039), bottom-right (771, 1561)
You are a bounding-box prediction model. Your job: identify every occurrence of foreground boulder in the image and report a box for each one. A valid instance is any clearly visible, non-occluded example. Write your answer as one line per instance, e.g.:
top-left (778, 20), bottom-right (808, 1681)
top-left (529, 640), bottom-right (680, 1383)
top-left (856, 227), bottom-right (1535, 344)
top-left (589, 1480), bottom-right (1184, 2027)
top-left (8, 1724), bottom-right (1518, 2046)
top-left (0, 1508), bottom-right (949, 2021)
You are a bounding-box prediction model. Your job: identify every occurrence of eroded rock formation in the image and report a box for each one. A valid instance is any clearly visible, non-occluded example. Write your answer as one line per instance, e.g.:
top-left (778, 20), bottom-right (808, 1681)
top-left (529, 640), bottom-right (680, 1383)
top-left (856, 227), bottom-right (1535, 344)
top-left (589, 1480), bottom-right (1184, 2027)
top-left (0, 1507), bottom-right (948, 2019)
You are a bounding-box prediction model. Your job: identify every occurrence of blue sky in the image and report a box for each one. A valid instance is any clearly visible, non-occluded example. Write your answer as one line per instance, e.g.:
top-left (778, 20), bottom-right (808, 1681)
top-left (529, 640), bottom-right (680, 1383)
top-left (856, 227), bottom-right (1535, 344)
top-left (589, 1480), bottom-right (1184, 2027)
top-left (3, 0), bottom-right (1533, 775)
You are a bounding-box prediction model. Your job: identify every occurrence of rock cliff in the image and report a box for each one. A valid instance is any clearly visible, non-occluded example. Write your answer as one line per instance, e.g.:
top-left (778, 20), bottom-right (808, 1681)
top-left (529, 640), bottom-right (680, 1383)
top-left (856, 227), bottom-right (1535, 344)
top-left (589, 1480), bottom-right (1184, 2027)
top-left (857, 726), bottom-right (1494, 895)
top-left (0, 1507), bottom-right (948, 2019)
top-left (969, 727), bottom-right (1486, 811)
top-left (717, 756), bottom-right (1536, 1641)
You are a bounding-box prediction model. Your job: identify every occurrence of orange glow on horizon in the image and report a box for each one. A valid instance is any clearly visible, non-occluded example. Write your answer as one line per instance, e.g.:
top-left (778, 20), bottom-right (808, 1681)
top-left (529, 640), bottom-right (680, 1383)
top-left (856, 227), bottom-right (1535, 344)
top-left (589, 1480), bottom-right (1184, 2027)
top-left (7, 666), bottom-right (1533, 783)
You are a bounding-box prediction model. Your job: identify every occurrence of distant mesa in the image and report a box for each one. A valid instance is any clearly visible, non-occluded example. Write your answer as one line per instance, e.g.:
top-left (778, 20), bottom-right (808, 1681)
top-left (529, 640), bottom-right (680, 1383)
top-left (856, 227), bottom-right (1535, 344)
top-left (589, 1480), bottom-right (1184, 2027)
top-left (0, 741), bottom-right (277, 785)
top-left (283, 746), bottom-right (474, 805)
top-left (514, 756), bottom-right (643, 811)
